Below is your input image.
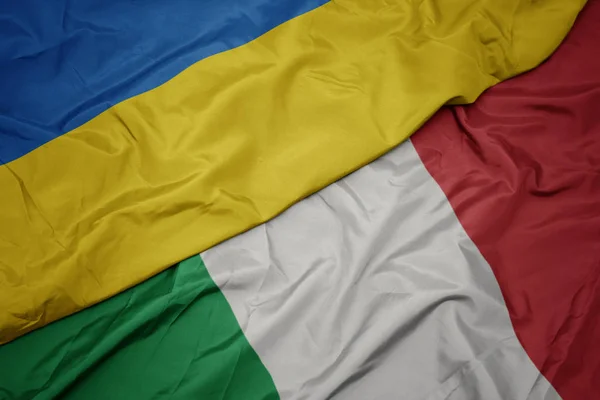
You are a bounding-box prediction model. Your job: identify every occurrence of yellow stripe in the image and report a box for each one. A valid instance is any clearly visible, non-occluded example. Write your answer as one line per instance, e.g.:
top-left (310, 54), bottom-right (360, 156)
top-left (0, 0), bottom-right (585, 343)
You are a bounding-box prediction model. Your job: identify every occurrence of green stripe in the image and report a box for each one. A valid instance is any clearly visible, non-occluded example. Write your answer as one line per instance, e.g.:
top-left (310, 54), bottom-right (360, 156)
top-left (0, 255), bottom-right (278, 400)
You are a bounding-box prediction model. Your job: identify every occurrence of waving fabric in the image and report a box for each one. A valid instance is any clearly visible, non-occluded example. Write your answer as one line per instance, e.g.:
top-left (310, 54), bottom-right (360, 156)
top-left (0, 1), bottom-right (598, 398)
top-left (2, 6), bottom-right (599, 393)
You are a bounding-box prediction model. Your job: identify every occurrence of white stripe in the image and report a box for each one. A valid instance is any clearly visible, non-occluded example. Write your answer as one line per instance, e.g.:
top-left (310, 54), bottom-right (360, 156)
top-left (202, 141), bottom-right (559, 400)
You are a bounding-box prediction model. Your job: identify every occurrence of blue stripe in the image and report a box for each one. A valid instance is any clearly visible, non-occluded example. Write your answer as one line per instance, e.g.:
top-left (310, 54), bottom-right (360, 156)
top-left (0, 0), bottom-right (327, 164)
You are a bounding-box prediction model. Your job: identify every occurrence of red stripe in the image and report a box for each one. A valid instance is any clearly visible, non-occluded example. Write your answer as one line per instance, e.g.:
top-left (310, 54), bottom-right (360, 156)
top-left (412, 2), bottom-right (600, 399)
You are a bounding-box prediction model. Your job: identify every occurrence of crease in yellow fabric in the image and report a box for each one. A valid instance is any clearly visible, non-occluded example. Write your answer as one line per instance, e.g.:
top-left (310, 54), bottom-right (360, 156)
top-left (0, 0), bottom-right (586, 343)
